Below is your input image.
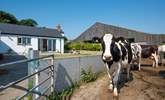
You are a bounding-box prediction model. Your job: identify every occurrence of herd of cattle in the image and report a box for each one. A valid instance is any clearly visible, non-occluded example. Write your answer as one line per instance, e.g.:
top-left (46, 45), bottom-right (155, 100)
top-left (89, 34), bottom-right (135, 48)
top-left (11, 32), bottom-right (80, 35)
top-left (101, 33), bottom-right (165, 97)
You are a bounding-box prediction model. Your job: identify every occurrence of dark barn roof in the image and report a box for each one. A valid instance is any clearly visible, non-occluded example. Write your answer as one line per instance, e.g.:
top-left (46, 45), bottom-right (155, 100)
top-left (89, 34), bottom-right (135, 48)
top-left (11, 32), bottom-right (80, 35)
top-left (74, 22), bottom-right (165, 45)
top-left (0, 23), bottom-right (64, 38)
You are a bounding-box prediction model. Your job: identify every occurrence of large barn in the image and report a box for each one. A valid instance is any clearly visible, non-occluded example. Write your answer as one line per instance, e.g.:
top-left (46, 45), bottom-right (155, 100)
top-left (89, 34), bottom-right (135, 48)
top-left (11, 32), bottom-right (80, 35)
top-left (74, 22), bottom-right (165, 45)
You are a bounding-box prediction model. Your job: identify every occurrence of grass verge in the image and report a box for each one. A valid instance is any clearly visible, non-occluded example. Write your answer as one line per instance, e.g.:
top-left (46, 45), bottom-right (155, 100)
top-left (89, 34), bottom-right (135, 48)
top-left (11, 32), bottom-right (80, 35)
top-left (49, 67), bottom-right (102, 100)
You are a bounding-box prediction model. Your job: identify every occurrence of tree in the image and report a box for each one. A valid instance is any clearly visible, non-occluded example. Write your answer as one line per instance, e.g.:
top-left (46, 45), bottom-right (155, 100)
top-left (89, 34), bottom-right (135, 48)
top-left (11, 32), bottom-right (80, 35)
top-left (64, 36), bottom-right (68, 43)
top-left (0, 11), bottom-right (38, 27)
top-left (19, 18), bottom-right (38, 27)
top-left (0, 10), bottom-right (18, 24)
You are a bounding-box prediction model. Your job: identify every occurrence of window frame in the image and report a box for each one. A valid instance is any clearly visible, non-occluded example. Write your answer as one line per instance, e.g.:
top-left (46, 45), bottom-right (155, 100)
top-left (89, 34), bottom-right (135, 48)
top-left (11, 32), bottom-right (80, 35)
top-left (26, 37), bottom-right (31, 45)
top-left (17, 37), bottom-right (31, 45)
top-left (53, 39), bottom-right (56, 51)
top-left (48, 39), bottom-right (52, 51)
top-left (17, 37), bottom-right (22, 45)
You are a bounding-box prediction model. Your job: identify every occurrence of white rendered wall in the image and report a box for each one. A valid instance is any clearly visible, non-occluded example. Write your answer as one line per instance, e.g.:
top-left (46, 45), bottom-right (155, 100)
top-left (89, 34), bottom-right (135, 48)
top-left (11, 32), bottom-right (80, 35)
top-left (0, 35), bottom-right (38, 55)
top-left (60, 38), bottom-right (64, 54)
top-left (54, 38), bottom-right (64, 53)
top-left (56, 38), bottom-right (61, 53)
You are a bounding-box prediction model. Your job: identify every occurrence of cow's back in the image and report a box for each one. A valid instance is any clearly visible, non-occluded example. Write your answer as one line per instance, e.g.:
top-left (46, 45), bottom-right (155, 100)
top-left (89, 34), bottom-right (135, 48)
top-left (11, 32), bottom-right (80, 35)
top-left (158, 45), bottom-right (165, 52)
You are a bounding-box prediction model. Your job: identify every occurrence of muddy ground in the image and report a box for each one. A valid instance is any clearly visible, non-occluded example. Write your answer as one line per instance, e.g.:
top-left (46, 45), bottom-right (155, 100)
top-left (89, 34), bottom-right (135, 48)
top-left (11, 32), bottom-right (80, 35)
top-left (71, 59), bottom-right (165, 100)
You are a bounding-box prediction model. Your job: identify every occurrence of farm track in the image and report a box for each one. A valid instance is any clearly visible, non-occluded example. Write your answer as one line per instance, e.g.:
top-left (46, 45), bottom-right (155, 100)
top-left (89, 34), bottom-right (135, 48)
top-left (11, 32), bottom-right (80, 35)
top-left (71, 66), bottom-right (165, 100)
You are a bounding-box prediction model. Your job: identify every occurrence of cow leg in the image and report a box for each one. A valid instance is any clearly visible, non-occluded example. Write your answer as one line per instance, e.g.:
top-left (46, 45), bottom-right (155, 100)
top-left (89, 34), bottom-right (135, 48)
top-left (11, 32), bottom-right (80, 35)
top-left (152, 59), bottom-right (155, 68)
top-left (113, 62), bottom-right (121, 97)
top-left (152, 52), bottom-right (158, 68)
top-left (127, 64), bottom-right (131, 80)
top-left (160, 52), bottom-right (163, 65)
top-left (105, 63), bottom-right (113, 90)
top-left (138, 57), bottom-right (141, 71)
top-left (155, 56), bottom-right (158, 68)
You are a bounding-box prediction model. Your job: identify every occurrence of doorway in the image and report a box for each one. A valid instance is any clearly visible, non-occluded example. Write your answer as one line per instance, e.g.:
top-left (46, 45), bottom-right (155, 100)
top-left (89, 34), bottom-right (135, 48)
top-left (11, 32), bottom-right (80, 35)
top-left (43, 39), bottom-right (47, 51)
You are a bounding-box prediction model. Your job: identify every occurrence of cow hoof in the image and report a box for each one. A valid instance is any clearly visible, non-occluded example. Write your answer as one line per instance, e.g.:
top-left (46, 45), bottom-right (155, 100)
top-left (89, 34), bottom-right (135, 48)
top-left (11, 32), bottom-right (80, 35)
top-left (108, 84), bottom-right (113, 91)
top-left (113, 87), bottom-right (118, 97)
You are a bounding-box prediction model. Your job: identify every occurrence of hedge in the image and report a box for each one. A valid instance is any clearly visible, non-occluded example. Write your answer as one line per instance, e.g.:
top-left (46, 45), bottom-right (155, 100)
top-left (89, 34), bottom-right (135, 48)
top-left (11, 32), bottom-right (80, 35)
top-left (65, 42), bottom-right (101, 51)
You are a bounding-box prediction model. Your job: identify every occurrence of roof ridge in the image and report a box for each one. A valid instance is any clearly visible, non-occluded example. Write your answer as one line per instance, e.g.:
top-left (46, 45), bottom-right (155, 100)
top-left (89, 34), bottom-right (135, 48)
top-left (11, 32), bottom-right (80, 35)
top-left (0, 22), bottom-right (64, 38)
top-left (0, 22), bottom-right (57, 31)
top-left (94, 22), bottom-right (163, 35)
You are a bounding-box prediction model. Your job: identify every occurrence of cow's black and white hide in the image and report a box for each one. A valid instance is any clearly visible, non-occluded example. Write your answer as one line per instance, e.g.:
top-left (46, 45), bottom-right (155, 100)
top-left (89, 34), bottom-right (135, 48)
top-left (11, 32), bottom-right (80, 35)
top-left (141, 46), bottom-right (158, 68)
top-left (131, 43), bottom-right (142, 70)
top-left (101, 34), bottom-right (132, 97)
top-left (158, 45), bottom-right (165, 65)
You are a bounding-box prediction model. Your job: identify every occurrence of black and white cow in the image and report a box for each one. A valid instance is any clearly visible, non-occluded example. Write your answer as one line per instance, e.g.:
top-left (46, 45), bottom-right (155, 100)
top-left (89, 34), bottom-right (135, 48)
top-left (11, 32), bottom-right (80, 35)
top-left (101, 34), bottom-right (132, 97)
top-left (158, 45), bottom-right (165, 65)
top-left (141, 46), bottom-right (158, 68)
top-left (131, 43), bottom-right (142, 70)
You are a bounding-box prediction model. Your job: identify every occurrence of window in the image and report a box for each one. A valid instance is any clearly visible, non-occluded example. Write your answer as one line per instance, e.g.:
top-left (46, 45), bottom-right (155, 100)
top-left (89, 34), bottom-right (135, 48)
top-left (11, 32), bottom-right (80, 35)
top-left (22, 37), bottom-right (26, 44)
top-left (48, 40), bottom-right (52, 51)
top-left (17, 37), bottom-right (31, 45)
top-left (53, 40), bottom-right (56, 51)
top-left (27, 38), bottom-right (31, 44)
top-left (17, 38), bottom-right (22, 44)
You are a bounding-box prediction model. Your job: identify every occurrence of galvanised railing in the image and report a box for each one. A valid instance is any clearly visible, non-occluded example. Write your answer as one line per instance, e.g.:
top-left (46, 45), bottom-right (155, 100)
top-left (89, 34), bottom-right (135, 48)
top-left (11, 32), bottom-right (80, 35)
top-left (0, 54), bottom-right (55, 100)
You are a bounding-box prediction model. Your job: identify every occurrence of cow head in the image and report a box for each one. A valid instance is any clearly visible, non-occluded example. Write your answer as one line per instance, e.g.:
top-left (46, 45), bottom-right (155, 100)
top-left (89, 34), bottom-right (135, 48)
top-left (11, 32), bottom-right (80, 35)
top-left (101, 34), bottom-right (114, 62)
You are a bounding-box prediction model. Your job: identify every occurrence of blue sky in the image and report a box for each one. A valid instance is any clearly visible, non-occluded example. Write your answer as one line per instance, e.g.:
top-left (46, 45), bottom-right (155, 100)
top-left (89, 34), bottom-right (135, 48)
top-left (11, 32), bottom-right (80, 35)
top-left (0, 0), bottom-right (165, 40)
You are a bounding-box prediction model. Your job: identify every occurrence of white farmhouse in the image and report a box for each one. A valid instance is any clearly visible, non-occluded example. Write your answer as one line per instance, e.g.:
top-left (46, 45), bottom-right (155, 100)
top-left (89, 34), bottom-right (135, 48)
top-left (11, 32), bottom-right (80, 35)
top-left (0, 23), bottom-right (64, 55)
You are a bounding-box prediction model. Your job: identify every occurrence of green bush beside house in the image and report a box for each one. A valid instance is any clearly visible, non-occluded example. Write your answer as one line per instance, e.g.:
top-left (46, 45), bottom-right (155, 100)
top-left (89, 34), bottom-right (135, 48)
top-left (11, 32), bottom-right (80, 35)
top-left (65, 42), bottom-right (102, 51)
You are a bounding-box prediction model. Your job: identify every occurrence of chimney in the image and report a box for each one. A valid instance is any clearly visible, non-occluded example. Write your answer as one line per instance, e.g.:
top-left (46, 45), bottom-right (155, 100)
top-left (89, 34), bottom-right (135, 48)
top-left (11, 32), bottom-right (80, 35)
top-left (56, 24), bottom-right (61, 32)
top-left (56, 24), bottom-right (64, 36)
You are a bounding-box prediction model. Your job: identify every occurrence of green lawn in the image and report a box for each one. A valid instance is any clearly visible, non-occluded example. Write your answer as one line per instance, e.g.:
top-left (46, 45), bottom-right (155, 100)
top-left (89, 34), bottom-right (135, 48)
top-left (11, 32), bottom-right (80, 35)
top-left (40, 50), bottom-right (102, 59)
top-left (54, 50), bottom-right (102, 59)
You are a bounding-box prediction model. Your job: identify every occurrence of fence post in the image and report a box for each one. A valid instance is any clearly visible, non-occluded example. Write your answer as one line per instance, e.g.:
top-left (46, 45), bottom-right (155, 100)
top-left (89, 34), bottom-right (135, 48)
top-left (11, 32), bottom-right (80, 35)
top-left (50, 55), bottom-right (54, 93)
top-left (34, 50), bottom-right (39, 99)
top-left (28, 48), bottom-right (39, 99)
top-left (28, 48), bottom-right (34, 99)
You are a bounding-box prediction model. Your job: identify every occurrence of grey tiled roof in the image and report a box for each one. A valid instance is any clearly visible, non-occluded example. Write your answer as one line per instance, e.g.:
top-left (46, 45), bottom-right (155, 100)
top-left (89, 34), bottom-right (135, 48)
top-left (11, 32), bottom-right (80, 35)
top-left (0, 23), bottom-right (64, 38)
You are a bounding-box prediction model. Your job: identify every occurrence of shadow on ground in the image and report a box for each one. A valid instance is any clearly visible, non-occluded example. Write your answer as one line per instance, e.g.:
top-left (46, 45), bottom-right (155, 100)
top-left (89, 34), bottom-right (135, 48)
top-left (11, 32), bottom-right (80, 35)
top-left (159, 71), bottom-right (165, 78)
top-left (0, 55), bottom-right (27, 86)
top-left (118, 69), bottom-right (133, 93)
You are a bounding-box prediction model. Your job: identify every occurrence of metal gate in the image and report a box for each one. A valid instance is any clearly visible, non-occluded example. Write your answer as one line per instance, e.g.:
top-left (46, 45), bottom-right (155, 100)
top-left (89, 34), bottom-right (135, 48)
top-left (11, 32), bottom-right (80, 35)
top-left (0, 51), bottom-right (54, 100)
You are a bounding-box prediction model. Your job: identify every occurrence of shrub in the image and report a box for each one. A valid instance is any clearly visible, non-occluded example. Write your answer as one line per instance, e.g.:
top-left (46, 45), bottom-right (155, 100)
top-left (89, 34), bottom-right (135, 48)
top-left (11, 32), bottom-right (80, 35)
top-left (80, 67), bottom-right (96, 83)
top-left (65, 42), bottom-right (101, 51)
top-left (64, 42), bottom-right (71, 50)
top-left (49, 83), bottom-right (79, 100)
top-left (160, 43), bottom-right (165, 45)
top-left (92, 43), bottom-right (101, 51)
